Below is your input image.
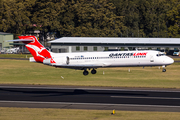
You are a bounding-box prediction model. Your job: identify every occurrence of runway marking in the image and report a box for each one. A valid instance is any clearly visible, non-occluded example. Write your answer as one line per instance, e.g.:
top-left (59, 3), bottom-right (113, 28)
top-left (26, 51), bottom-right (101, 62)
top-left (0, 86), bottom-right (180, 93)
top-left (0, 100), bottom-right (180, 108)
top-left (111, 96), bottom-right (180, 100)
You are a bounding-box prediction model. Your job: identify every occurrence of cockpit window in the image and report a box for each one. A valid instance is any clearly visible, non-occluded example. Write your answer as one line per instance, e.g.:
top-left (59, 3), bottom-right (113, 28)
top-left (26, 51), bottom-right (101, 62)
top-left (156, 53), bottom-right (165, 57)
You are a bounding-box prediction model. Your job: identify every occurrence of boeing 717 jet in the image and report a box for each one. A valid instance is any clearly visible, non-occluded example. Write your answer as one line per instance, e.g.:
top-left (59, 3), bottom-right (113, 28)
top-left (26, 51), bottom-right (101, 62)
top-left (11, 36), bottom-right (174, 75)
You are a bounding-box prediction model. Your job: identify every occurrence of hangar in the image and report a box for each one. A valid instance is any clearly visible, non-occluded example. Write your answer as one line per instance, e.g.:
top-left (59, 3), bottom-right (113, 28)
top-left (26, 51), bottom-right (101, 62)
top-left (49, 37), bottom-right (180, 54)
top-left (0, 32), bottom-right (13, 51)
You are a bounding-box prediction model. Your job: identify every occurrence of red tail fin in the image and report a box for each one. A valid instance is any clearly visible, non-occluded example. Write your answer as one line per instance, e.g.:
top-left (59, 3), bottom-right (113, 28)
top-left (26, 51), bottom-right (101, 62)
top-left (18, 36), bottom-right (51, 63)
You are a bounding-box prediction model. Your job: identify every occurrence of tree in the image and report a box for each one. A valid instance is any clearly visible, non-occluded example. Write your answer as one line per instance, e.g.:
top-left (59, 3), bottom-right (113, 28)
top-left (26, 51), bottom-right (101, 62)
top-left (1, 0), bottom-right (35, 38)
top-left (58, 0), bottom-right (125, 37)
top-left (1, 0), bottom-right (179, 38)
top-left (0, 0), bottom-right (2, 31)
top-left (31, 0), bottom-right (66, 33)
top-left (166, 0), bottom-right (180, 37)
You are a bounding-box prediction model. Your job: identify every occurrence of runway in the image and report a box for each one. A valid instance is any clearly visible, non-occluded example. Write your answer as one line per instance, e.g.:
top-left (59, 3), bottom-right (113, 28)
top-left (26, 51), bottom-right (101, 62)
top-left (0, 85), bottom-right (180, 112)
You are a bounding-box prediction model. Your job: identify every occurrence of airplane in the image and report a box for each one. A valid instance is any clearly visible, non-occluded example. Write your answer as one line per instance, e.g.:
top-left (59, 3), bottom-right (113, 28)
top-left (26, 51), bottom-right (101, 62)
top-left (10, 36), bottom-right (174, 75)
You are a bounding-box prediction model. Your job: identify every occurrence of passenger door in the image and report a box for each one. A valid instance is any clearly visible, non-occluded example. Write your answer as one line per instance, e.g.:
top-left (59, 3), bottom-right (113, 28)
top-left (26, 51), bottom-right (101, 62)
top-left (66, 56), bottom-right (69, 65)
top-left (150, 55), bottom-right (154, 62)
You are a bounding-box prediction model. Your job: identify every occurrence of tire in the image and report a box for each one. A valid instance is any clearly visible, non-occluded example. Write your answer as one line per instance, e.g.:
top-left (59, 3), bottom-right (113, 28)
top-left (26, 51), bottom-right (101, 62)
top-left (162, 69), bottom-right (166, 72)
top-left (83, 71), bottom-right (89, 76)
top-left (91, 69), bottom-right (97, 74)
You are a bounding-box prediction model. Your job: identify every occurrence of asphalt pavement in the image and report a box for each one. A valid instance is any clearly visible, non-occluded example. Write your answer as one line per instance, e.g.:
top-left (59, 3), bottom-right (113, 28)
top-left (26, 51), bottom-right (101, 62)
top-left (0, 85), bottom-right (180, 112)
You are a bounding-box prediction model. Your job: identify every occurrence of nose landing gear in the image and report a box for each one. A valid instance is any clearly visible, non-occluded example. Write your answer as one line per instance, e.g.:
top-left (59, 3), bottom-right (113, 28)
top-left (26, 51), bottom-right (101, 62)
top-left (162, 65), bottom-right (166, 72)
top-left (162, 69), bottom-right (166, 72)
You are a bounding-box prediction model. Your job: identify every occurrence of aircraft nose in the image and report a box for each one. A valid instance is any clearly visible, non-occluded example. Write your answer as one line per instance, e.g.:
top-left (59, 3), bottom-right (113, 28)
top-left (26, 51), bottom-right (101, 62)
top-left (166, 57), bottom-right (174, 64)
top-left (170, 58), bottom-right (174, 64)
top-left (162, 57), bottom-right (174, 65)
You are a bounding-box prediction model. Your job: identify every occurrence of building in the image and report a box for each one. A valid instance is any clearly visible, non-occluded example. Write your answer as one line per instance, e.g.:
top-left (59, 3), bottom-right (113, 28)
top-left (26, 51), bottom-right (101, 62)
top-left (49, 37), bottom-right (180, 54)
top-left (0, 32), bottom-right (13, 51)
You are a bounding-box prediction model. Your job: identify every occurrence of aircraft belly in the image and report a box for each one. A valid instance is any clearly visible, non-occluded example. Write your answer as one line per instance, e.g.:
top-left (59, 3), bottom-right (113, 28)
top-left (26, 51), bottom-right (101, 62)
top-left (109, 59), bottom-right (139, 66)
top-left (57, 60), bottom-right (103, 68)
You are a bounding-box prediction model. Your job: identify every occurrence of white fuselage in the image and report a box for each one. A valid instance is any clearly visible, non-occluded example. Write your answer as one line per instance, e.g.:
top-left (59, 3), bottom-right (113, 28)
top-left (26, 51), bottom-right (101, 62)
top-left (43, 50), bottom-right (174, 69)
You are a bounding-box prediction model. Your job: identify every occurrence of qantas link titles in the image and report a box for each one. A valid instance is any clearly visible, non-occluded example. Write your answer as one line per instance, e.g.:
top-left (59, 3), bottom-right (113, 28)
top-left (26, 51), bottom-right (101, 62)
top-left (109, 52), bottom-right (147, 57)
top-left (11, 36), bottom-right (174, 75)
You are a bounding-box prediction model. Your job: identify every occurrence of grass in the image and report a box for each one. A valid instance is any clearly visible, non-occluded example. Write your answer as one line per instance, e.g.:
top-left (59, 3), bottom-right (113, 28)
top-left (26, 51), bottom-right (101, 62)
top-left (0, 107), bottom-right (180, 120)
top-left (0, 59), bottom-right (180, 88)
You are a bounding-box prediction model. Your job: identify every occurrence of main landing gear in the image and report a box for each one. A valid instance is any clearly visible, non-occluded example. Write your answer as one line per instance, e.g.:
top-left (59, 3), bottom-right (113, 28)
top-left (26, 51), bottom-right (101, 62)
top-left (162, 65), bottom-right (166, 72)
top-left (83, 69), bottom-right (97, 76)
top-left (83, 70), bottom-right (89, 76)
top-left (91, 69), bottom-right (97, 74)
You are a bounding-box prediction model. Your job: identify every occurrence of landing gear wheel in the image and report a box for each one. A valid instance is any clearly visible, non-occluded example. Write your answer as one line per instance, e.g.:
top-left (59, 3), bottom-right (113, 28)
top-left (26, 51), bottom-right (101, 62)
top-left (91, 69), bottom-right (97, 74)
top-left (162, 65), bottom-right (166, 72)
top-left (162, 69), bottom-right (166, 72)
top-left (83, 70), bottom-right (89, 76)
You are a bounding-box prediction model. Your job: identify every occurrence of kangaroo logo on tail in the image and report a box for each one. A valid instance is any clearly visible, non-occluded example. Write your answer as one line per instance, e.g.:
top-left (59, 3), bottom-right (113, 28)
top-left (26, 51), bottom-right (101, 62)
top-left (18, 36), bottom-right (52, 63)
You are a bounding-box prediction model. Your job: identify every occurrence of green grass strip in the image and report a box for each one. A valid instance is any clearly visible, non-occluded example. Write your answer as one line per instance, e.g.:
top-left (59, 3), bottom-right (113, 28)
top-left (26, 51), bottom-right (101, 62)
top-left (0, 59), bottom-right (180, 88)
top-left (0, 107), bottom-right (180, 120)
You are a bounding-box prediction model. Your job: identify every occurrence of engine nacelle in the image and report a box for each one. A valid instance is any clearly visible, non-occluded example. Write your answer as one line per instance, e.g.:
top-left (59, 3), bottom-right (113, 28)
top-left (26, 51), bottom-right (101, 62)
top-left (52, 56), bottom-right (70, 65)
top-left (43, 58), bottom-right (52, 65)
